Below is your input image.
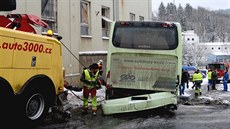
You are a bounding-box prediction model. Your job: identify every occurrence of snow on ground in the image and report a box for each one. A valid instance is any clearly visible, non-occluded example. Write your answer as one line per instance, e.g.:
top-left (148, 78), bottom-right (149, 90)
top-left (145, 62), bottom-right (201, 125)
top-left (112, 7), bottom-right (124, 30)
top-left (66, 86), bottom-right (106, 109)
top-left (178, 77), bottom-right (208, 96)
top-left (66, 76), bottom-right (230, 109)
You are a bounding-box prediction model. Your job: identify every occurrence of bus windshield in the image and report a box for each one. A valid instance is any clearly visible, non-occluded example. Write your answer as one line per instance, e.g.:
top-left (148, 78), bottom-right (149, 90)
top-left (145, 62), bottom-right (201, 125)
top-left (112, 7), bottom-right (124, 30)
top-left (112, 22), bottom-right (178, 50)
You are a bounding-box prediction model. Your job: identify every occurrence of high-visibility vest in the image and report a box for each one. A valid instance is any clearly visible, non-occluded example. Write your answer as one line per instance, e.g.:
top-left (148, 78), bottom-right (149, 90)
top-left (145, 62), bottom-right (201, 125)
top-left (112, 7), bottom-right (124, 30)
top-left (192, 73), bottom-right (203, 82)
top-left (83, 69), bottom-right (99, 88)
top-left (208, 71), bottom-right (212, 80)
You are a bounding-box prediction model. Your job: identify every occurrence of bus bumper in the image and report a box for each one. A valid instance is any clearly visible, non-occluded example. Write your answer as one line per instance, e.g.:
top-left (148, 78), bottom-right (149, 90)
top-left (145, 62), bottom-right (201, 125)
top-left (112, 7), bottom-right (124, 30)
top-left (101, 92), bottom-right (177, 115)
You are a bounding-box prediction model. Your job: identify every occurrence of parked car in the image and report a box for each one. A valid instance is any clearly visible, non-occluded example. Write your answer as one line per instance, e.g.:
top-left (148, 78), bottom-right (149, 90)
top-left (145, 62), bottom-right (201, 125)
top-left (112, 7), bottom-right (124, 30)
top-left (200, 69), bottom-right (207, 78)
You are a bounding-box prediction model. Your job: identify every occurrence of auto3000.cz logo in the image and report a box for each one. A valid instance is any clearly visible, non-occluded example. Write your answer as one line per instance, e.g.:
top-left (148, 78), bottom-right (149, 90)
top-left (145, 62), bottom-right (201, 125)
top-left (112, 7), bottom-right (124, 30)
top-left (0, 42), bottom-right (52, 54)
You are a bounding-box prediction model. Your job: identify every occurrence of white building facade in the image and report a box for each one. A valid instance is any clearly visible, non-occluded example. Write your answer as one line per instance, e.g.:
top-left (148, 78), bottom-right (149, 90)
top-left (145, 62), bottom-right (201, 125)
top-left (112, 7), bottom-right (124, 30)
top-left (199, 42), bottom-right (230, 63)
top-left (182, 30), bottom-right (199, 44)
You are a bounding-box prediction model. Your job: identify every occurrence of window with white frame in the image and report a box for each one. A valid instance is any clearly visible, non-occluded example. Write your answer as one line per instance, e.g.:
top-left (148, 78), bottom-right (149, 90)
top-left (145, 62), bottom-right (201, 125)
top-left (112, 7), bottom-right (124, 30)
top-left (130, 13), bottom-right (135, 21)
top-left (80, 0), bottom-right (91, 35)
top-left (139, 16), bottom-right (144, 21)
top-left (101, 6), bottom-right (110, 37)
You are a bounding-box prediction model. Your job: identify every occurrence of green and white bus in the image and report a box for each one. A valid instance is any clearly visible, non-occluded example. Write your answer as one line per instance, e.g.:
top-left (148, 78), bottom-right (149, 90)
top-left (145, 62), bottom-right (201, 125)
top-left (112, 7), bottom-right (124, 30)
top-left (101, 21), bottom-right (182, 115)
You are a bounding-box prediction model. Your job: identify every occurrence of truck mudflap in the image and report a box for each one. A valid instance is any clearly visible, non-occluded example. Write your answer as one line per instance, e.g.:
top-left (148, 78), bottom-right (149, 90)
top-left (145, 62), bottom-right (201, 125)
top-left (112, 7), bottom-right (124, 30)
top-left (101, 92), bottom-right (177, 115)
top-left (51, 91), bottom-right (72, 121)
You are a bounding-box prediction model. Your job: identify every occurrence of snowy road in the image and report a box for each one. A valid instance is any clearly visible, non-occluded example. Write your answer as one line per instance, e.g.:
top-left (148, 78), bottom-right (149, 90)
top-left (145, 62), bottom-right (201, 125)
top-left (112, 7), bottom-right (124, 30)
top-left (37, 79), bottom-right (230, 129)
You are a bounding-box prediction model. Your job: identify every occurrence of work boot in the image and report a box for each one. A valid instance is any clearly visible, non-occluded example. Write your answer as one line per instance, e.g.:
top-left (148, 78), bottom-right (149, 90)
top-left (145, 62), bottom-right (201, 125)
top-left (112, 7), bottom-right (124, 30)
top-left (92, 112), bottom-right (96, 116)
top-left (195, 92), bottom-right (198, 97)
top-left (92, 110), bottom-right (97, 116)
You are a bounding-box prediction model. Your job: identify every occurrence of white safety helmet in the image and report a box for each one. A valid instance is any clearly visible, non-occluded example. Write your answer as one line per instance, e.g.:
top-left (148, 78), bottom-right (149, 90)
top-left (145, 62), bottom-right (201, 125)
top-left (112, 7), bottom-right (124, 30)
top-left (98, 59), bottom-right (103, 65)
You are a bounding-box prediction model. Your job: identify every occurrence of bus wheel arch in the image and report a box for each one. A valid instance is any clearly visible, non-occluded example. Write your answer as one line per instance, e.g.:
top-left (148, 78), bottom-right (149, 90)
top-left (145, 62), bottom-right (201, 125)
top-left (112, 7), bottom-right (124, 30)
top-left (19, 75), bottom-right (56, 127)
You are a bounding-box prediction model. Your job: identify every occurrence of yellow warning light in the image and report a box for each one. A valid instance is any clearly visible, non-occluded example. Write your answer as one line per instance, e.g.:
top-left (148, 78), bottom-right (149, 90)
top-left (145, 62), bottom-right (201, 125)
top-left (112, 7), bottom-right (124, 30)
top-left (47, 29), bottom-right (53, 36)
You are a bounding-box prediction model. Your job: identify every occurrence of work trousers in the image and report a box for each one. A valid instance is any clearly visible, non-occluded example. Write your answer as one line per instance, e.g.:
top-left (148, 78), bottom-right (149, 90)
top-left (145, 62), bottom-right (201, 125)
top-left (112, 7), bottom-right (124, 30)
top-left (223, 81), bottom-right (228, 91)
top-left (83, 86), bottom-right (97, 111)
top-left (179, 82), bottom-right (185, 95)
top-left (194, 81), bottom-right (202, 96)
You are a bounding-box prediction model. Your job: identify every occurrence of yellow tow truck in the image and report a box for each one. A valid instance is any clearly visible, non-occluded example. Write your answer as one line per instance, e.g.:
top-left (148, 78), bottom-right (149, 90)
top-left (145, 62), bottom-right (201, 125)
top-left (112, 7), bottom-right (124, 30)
top-left (0, 1), bottom-right (71, 128)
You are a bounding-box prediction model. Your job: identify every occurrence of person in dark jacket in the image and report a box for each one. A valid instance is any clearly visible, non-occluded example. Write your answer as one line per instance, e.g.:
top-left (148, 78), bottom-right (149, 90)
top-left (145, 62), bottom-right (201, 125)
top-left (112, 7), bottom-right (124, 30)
top-left (211, 68), bottom-right (218, 90)
top-left (180, 69), bottom-right (189, 96)
top-left (184, 70), bottom-right (190, 88)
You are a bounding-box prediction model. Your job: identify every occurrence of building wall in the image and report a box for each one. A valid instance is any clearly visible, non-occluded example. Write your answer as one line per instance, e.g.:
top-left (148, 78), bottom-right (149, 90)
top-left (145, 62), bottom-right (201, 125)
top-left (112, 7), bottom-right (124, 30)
top-left (199, 43), bottom-right (230, 54)
top-left (79, 0), bottom-right (113, 52)
top-left (198, 42), bottom-right (230, 64)
top-left (117, 0), bottom-right (152, 21)
top-left (57, 0), bottom-right (81, 85)
top-left (15, 0), bottom-right (41, 16)
top-left (182, 30), bottom-right (199, 44)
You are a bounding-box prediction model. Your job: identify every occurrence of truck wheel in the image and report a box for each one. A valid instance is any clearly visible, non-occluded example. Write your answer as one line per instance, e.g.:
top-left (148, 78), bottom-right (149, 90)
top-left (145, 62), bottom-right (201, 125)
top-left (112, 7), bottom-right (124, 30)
top-left (20, 88), bottom-right (50, 127)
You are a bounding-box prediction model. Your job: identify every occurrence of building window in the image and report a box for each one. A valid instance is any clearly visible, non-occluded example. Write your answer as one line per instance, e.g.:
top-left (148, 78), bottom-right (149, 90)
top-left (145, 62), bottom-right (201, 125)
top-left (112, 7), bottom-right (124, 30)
top-left (41, 0), bottom-right (57, 33)
top-left (218, 47), bottom-right (220, 50)
top-left (192, 38), bottom-right (194, 41)
top-left (130, 13), bottom-right (135, 21)
top-left (101, 6), bottom-right (110, 37)
top-left (139, 16), bottom-right (144, 21)
top-left (80, 0), bottom-right (91, 35)
top-left (212, 47), bottom-right (214, 50)
top-left (187, 38), bottom-right (190, 41)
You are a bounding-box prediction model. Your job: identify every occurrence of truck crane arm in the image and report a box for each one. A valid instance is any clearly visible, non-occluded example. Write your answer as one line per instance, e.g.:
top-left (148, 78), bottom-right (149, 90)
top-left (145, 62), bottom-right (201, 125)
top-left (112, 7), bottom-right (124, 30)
top-left (0, 14), bottom-right (49, 34)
